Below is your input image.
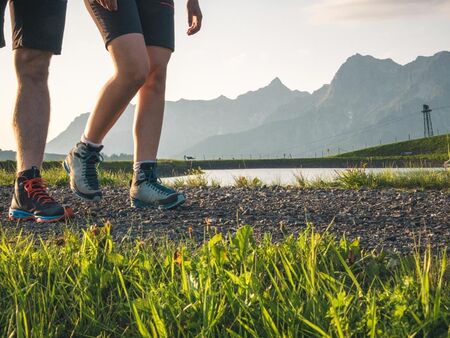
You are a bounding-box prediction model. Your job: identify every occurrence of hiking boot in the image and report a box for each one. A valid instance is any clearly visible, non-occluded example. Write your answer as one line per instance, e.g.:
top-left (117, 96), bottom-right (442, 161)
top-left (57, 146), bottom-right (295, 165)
top-left (63, 142), bottom-right (103, 201)
top-left (9, 166), bottom-right (72, 223)
top-left (130, 162), bottom-right (186, 210)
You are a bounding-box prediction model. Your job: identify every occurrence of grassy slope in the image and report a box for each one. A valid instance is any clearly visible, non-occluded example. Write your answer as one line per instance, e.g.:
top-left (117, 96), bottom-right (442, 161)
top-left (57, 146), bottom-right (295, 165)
top-left (337, 134), bottom-right (450, 160)
top-left (0, 225), bottom-right (447, 337)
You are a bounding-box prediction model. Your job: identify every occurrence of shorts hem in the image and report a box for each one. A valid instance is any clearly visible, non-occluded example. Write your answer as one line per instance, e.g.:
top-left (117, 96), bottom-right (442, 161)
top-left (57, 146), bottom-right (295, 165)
top-left (105, 31), bottom-right (144, 50)
top-left (105, 32), bottom-right (174, 52)
top-left (13, 40), bottom-right (62, 55)
top-left (145, 41), bottom-right (174, 52)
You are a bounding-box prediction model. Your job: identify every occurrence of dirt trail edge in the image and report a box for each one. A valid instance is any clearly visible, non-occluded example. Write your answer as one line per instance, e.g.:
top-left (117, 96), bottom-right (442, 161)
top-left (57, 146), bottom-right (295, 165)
top-left (0, 186), bottom-right (448, 253)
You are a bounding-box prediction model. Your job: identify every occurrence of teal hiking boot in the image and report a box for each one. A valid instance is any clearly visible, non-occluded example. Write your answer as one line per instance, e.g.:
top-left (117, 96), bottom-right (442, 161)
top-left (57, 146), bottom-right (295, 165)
top-left (130, 163), bottom-right (185, 210)
top-left (63, 142), bottom-right (103, 201)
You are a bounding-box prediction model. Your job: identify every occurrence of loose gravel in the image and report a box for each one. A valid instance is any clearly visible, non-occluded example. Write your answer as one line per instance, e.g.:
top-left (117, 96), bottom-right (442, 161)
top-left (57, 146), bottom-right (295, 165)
top-left (0, 186), bottom-right (448, 253)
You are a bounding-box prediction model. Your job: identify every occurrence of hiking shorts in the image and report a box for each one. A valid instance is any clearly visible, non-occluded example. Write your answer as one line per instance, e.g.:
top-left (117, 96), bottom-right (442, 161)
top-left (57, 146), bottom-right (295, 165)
top-left (85, 0), bottom-right (175, 52)
top-left (0, 0), bottom-right (67, 55)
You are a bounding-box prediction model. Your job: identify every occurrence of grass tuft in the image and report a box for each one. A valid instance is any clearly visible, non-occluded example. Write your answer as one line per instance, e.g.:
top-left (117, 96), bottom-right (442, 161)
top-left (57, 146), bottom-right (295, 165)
top-left (169, 168), bottom-right (209, 188)
top-left (233, 176), bottom-right (263, 188)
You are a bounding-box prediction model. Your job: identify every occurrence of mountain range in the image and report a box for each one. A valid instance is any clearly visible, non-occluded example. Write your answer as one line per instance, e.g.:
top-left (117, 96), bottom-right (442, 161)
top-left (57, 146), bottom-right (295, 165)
top-left (46, 51), bottom-right (450, 159)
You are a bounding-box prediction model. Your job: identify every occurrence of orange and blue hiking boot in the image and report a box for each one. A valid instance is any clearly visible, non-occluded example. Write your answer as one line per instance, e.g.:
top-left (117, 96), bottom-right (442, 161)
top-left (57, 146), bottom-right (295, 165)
top-left (9, 167), bottom-right (72, 223)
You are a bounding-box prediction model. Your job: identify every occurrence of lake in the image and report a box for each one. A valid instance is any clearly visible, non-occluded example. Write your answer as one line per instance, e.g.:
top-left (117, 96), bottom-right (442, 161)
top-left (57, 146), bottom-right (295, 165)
top-left (164, 168), bottom-right (442, 186)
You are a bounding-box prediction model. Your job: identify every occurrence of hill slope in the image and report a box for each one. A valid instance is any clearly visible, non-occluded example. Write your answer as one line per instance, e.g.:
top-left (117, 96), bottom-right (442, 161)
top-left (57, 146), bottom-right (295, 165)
top-left (337, 134), bottom-right (450, 160)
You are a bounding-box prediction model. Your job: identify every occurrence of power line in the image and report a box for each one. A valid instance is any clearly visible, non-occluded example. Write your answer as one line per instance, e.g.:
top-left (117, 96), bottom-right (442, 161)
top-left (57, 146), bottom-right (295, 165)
top-left (431, 105), bottom-right (450, 111)
top-left (267, 105), bottom-right (450, 157)
top-left (267, 110), bottom-right (421, 156)
top-left (430, 108), bottom-right (450, 132)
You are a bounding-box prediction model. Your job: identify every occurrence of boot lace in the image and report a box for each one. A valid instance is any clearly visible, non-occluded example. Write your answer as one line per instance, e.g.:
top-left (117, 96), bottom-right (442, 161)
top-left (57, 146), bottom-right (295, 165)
top-left (140, 167), bottom-right (175, 196)
top-left (23, 178), bottom-right (55, 205)
top-left (82, 151), bottom-right (103, 190)
top-left (145, 178), bottom-right (175, 196)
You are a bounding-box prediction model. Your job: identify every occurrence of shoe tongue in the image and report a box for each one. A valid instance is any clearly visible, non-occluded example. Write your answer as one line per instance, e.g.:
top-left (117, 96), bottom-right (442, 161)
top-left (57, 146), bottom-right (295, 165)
top-left (19, 166), bottom-right (41, 179)
top-left (140, 162), bottom-right (156, 171)
top-left (139, 163), bottom-right (157, 181)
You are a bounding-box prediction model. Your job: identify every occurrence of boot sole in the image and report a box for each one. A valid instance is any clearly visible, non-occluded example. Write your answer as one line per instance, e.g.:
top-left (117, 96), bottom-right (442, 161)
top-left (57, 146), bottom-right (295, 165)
top-left (63, 160), bottom-right (102, 202)
top-left (131, 194), bottom-right (186, 210)
top-left (9, 207), bottom-right (73, 223)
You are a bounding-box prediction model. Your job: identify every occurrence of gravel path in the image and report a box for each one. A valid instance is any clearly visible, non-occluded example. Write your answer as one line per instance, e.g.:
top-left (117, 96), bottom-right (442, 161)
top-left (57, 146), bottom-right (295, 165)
top-left (0, 186), bottom-right (449, 253)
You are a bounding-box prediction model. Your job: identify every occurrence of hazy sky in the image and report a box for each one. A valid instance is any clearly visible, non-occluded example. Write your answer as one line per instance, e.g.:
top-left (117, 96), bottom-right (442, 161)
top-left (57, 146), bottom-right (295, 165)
top-left (1, 0), bottom-right (450, 150)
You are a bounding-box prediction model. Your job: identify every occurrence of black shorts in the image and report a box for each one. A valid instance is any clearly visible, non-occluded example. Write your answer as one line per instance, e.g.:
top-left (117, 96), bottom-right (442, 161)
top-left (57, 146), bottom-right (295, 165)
top-left (0, 0), bottom-right (67, 55)
top-left (85, 0), bottom-right (175, 52)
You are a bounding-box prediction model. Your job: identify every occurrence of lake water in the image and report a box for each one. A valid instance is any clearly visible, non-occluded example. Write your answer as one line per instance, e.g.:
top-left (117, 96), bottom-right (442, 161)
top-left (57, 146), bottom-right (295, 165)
top-left (165, 168), bottom-right (442, 186)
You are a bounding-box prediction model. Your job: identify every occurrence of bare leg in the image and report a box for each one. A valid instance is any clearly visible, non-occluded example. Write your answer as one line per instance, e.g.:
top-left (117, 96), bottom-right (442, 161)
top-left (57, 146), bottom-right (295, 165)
top-left (83, 33), bottom-right (150, 144)
top-left (13, 48), bottom-right (52, 172)
top-left (133, 46), bottom-right (172, 162)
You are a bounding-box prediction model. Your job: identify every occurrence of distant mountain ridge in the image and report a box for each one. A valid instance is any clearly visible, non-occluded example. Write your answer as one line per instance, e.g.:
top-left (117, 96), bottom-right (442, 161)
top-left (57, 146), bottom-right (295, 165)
top-left (46, 51), bottom-right (450, 159)
top-left (183, 52), bottom-right (450, 158)
top-left (46, 77), bottom-right (305, 156)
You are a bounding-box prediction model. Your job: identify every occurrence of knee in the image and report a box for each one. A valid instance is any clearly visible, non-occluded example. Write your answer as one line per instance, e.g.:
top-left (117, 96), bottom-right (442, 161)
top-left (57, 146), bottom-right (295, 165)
top-left (142, 65), bottom-right (167, 95)
top-left (14, 49), bottom-right (51, 85)
top-left (117, 61), bottom-right (150, 89)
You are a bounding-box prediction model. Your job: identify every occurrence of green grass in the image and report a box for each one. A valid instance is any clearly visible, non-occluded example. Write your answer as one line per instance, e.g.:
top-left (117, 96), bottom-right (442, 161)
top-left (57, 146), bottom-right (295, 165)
top-left (293, 169), bottom-right (450, 190)
top-left (337, 134), bottom-right (450, 161)
top-left (169, 168), bottom-right (450, 190)
top-left (0, 225), bottom-right (447, 337)
top-left (334, 168), bottom-right (450, 190)
top-left (0, 167), bottom-right (132, 187)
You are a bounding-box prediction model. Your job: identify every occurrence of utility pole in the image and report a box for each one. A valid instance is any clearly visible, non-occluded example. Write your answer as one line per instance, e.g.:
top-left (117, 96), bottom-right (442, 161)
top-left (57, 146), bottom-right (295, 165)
top-left (422, 104), bottom-right (434, 138)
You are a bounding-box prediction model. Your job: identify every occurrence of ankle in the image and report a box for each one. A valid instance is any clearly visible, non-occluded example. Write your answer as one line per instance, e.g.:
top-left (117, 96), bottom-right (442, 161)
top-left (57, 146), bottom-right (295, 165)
top-left (81, 134), bottom-right (103, 148)
top-left (17, 166), bottom-right (41, 179)
top-left (133, 160), bottom-right (157, 173)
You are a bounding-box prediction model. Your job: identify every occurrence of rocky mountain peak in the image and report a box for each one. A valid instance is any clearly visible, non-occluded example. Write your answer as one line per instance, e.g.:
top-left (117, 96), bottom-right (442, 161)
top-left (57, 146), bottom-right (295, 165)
top-left (268, 77), bottom-right (285, 87)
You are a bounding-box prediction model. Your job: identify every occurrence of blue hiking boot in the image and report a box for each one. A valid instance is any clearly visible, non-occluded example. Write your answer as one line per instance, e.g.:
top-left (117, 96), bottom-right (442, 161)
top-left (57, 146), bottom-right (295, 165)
top-left (130, 162), bottom-right (185, 210)
top-left (63, 142), bottom-right (103, 202)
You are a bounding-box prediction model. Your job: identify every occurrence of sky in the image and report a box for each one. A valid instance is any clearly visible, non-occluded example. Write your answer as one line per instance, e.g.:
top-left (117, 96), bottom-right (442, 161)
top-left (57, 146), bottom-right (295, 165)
top-left (1, 0), bottom-right (450, 151)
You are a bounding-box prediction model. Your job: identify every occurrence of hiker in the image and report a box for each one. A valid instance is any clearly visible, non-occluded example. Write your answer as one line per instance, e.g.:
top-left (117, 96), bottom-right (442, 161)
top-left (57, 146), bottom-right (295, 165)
top-left (64, 0), bottom-right (203, 210)
top-left (3, 0), bottom-right (71, 222)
